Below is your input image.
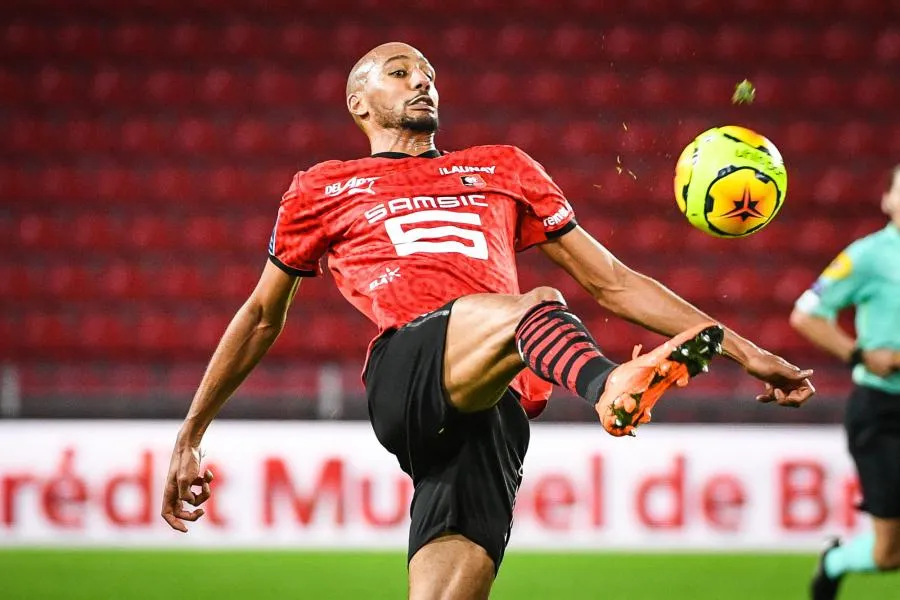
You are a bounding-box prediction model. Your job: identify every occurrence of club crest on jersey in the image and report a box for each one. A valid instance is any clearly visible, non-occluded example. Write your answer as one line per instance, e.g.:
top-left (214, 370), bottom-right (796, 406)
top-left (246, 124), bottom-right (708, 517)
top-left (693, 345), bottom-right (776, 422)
top-left (438, 165), bottom-right (496, 176)
top-left (460, 174), bottom-right (486, 187)
top-left (325, 176), bottom-right (378, 197)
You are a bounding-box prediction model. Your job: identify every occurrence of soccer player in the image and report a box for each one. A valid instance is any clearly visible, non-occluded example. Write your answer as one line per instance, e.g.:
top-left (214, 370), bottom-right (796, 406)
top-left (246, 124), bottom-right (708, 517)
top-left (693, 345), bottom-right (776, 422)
top-left (793, 165), bottom-right (900, 600)
top-left (161, 43), bottom-right (815, 599)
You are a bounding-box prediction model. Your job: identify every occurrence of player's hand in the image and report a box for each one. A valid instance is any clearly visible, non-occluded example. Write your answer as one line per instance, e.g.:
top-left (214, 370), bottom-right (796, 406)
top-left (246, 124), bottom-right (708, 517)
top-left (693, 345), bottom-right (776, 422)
top-left (863, 348), bottom-right (900, 378)
top-left (744, 350), bottom-right (815, 408)
top-left (160, 438), bottom-right (213, 533)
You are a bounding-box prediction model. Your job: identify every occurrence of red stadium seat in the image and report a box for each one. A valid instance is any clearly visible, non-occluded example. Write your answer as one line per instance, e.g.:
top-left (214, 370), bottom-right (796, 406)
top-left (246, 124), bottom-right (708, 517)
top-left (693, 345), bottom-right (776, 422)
top-left (217, 261), bottom-right (260, 301)
top-left (767, 26), bottom-right (813, 61)
top-left (656, 24), bottom-right (702, 63)
top-left (63, 118), bottom-right (113, 156)
top-left (496, 25), bottom-right (547, 63)
top-left (603, 25), bottom-right (652, 63)
top-left (782, 121), bottom-right (822, 157)
top-left (154, 263), bottom-right (206, 301)
top-left (174, 117), bottom-right (221, 156)
top-left (836, 121), bottom-right (882, 157)
top-left (854, 72), bottom-right (896, 111)
top-left (253, 69), bottom-right (304, 108)
top-left (794, 218), bottom-right (841, 258)
top-left (111, 22), bottom-right (158, 57)
top-left (2, 21), bottom-right (49, 58)
top-left (33, 165), bottom-right (87, 204)
top-left (711, 25), bottom-right (756, 64)
top-left (232, 119), bottom-right (278, 156)
top-left (221, 22), bottom-right (271, 57)
top-left (548, 24), bottom-right (599, 61)
top-left (309, 68), bottom-right (346, 105)
top-left (100, 261), bottom-right (150, 301)
top-left (146, 166), bottom-right (198, 203)
top-left (143, 69), bottom-right (194, 108)
top-left (874, 28), bottom-right (900, 63)
top-left (819, 25), bottom-right (866, 63)
top-left (800, 74), bottom-right (846, 111)
top-left (277, 23), bottom-right (326, 60)
top-left (96, 168), bottom-right (141, 204)
top-left (523, 71), bottom-right (567, 108)
top-left (23, 313), bottom-right (74, 357)
top-left (167, 23), bottom-right (214, 60)
top-left (120, 117), bottom-right (171, 156)
top-left (283, 120), bottom-right (326, 155)
top-left (56, 22), bottom-right (104, 59)
top-left (8, 117), bottom-right (52, 156)
top-left (182, 215), bottom-right (231, 253)
top-left (0, 264), bottom-right (32, 304)
top-left (0, 68), bottom-right (28, 107)
top-left (637, 70), bottom-right (679, 108)
top-left (71, 213), bottom-right (121, 253)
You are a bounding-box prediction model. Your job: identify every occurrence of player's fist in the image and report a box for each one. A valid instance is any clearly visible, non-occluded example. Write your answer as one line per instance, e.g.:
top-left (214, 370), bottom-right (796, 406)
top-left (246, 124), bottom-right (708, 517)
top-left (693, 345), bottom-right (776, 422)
top-left (743, 349), bottom-right (815, 408)
top-left (160, 439), bottom-right (213, 533)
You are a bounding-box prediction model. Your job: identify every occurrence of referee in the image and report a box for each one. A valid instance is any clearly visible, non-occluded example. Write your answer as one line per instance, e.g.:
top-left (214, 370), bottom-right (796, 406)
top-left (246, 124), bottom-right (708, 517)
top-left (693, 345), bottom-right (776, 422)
top-left (792, 165), bottom-right (900, 600)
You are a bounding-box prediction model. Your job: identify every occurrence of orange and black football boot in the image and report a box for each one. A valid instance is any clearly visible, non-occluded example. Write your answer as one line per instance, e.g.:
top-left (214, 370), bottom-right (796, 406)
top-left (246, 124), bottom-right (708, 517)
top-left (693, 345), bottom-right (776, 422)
top-left (596, 323), bottom-right (724, 437)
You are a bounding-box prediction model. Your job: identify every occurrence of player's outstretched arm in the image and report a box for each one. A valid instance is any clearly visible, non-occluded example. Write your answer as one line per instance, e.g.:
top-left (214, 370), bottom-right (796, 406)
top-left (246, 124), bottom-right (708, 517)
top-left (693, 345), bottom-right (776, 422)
top-left (540, 226), bottom-right (815, 407)
top-left (161, 260), bottom-right (300, 532)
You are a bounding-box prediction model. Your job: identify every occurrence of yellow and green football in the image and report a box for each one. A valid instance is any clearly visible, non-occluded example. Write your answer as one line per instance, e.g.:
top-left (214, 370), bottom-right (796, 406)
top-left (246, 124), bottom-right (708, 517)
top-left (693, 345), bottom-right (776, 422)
top-left (674, 125), bottom-right (787, 238)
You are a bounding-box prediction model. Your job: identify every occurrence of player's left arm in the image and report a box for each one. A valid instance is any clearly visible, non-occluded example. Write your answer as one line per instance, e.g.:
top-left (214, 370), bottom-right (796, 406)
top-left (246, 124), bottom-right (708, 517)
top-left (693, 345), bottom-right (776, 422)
top-left (540, 226), bottom-right (815, 407)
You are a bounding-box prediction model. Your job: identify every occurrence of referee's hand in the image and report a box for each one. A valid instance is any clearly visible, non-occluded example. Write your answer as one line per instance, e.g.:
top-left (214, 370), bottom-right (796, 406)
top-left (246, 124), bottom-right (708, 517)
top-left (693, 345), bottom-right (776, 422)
top-left (161, 441), bottom-right (213, 533)
top-left (744, 350), bottom-right (815, 408)
top-left (863, 348), bottom-right (900, 378)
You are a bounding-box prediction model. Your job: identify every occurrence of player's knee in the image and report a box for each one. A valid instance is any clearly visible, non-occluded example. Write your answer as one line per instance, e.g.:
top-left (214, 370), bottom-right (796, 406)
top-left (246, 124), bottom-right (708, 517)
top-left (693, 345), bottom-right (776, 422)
top-left (522, 286), bottom-right (565, 306)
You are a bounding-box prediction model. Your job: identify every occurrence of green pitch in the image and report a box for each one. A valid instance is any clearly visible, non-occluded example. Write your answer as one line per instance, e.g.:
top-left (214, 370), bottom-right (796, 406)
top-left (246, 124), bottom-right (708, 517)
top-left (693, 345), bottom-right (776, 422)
top-left (0, 549), bottom-right (896, 599)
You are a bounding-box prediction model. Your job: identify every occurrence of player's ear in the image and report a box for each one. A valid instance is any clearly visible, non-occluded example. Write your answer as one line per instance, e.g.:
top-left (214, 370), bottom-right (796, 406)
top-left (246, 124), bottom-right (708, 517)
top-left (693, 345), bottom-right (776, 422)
top-left (347, 92), bottom-right (367, 119)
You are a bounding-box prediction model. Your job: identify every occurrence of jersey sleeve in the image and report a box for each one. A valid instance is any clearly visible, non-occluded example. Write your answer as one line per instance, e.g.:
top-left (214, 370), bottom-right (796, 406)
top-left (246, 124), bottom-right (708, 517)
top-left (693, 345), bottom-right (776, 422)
top-left (794, 240), bottom-right (871, 320)
top-left (511, 147), bottom-right (577, 251)
top-left (267, 171), bottom-right (330, 277)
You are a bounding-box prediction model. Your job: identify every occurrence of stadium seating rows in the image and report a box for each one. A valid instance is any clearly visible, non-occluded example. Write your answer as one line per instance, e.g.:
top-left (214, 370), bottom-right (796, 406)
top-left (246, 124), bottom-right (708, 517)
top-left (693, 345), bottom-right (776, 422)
top-left (3, 5), bottom-right (897, 405)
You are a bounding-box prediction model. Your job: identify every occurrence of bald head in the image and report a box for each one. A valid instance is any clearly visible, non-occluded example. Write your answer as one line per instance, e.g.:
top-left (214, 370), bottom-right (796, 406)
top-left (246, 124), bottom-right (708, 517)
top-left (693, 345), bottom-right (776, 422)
top-left (346, 42), bottom-right (426, 96)
top-left (345, 42), bottom-right (439, 136)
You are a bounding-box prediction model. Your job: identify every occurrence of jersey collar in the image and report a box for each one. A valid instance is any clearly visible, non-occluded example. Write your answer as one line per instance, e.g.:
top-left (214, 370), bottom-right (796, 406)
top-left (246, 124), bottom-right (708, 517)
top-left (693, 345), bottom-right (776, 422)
top-left (371, 150), bottom-right (441, 159)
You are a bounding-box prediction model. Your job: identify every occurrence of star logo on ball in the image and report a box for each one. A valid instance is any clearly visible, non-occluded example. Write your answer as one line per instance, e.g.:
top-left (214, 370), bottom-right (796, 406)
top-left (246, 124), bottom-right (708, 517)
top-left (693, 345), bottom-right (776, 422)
top-left (721, 186), bottom-right (765, 222)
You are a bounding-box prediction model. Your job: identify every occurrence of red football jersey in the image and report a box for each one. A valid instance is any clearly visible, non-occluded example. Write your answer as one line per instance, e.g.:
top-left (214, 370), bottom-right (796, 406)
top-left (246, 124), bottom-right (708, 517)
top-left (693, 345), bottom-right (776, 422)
top-left (268, 144), bottom-right (577, 406)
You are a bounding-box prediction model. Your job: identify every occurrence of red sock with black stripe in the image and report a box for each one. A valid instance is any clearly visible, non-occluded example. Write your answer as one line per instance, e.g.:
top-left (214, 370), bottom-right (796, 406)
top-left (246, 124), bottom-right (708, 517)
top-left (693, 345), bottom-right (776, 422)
top-left (514, 301), bottom-right (617, 404)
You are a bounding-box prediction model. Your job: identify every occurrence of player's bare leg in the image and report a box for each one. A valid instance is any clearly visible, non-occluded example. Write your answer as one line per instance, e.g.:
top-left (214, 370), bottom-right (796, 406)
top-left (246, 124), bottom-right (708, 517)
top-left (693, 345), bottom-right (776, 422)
top-left (408, 534), bottom-right (494, 600)
top-left (442, 286), bottom-right (566, 413)
top-left (443, 286), bottom-right (724, 434)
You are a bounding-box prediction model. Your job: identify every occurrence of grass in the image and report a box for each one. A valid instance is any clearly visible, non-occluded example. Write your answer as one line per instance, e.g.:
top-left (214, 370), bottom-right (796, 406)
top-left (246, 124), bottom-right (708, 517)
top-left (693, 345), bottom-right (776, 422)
top-left (0, 549), bottom-right (896, 599)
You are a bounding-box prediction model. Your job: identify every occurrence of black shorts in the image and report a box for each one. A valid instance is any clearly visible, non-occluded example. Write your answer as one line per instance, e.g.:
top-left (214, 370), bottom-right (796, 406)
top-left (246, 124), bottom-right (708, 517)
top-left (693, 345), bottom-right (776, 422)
top-left (845, 384), bottom-right (900, 519)
top-left (363, 300), bottom-right (530, 571)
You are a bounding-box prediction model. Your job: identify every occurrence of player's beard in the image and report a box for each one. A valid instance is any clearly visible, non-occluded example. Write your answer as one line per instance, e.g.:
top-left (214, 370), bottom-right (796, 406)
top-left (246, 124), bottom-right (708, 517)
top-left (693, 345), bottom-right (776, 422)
top-left (377, 108), bottom-right (439, 134)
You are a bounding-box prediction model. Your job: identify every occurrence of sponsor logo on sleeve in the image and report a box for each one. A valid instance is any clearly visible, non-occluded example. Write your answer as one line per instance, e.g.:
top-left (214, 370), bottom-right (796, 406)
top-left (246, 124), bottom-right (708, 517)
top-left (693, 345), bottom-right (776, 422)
top-left (542, 204), bottom-right (572, 228)
top-left (325, 176), bottom-right (379, 197)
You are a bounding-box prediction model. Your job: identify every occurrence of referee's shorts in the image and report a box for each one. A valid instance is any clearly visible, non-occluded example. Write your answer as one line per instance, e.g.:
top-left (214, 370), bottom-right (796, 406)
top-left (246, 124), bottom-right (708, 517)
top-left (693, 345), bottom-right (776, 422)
top-left (845, 384), bottom-right (900, 519)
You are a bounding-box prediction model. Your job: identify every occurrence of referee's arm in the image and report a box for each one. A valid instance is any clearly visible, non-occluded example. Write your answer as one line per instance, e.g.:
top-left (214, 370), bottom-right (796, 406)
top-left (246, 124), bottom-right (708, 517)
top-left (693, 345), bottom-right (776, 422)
top-left (789, 307), bottom-right (856, 364)
top-left (791, 297), bottom-right (899, 376)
